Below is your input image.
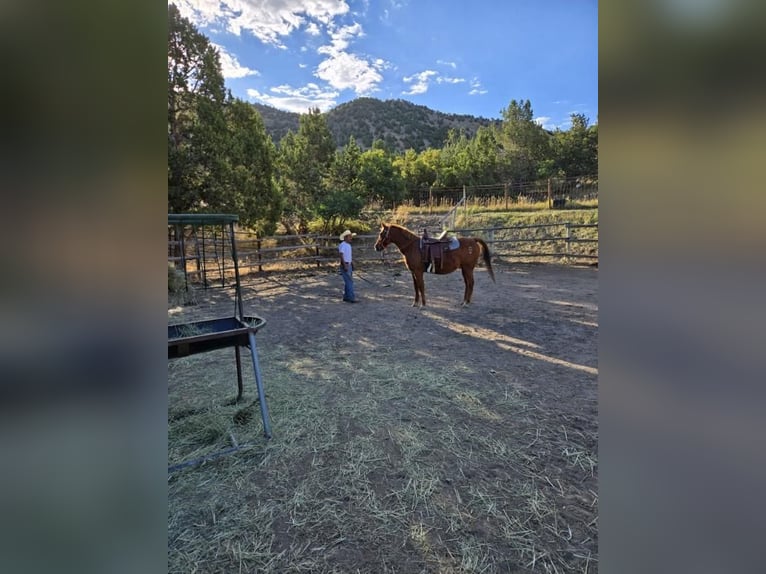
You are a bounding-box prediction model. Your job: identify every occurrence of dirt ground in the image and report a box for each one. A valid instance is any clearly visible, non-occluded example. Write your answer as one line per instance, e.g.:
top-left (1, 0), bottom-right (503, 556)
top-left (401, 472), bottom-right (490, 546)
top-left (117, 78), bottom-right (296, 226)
top-left (168, 260), bottom-right (598, 573)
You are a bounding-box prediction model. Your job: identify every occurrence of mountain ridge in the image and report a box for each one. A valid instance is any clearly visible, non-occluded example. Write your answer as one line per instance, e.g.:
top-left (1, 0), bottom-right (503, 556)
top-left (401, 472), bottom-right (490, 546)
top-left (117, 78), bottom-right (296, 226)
top-left (251, 97), bottom-right (500, 153)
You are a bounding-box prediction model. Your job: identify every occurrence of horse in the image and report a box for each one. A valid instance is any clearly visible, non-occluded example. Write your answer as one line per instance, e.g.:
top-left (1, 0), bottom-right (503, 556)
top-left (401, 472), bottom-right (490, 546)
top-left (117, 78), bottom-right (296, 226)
top-left (374, 223), bottom-right (495, 307)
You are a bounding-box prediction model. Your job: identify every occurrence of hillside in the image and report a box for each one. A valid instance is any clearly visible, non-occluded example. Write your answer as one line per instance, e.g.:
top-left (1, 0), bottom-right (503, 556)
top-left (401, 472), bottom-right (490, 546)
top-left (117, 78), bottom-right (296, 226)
top-left (251, 98), bottom-right (499, 153)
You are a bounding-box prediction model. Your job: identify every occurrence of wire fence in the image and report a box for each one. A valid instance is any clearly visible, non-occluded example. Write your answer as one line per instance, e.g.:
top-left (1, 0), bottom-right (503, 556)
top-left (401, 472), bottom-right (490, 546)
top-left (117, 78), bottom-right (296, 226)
top-left (391, 175), bottom-right (598, 211)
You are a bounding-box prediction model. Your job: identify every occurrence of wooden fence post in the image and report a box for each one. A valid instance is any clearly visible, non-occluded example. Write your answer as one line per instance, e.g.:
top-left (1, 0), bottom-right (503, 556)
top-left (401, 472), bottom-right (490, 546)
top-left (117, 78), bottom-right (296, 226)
top-left (429, 186), bottom-right (433, 215)
top-left (547, 178), bottom-right (552, 209)
top-left (463, 185), bottom-right (467, 224)
top-left (504, 183), bottom-right (509, 210)
top-left (257, 238), bottom-right (262, 273)
top-left (565, 222), bottom-right (571, 257)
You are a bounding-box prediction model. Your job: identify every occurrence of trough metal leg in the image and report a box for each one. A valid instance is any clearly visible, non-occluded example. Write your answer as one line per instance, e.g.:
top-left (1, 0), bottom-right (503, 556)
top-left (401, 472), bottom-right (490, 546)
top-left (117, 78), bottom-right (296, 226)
top-left (248, 331), bottom-right (272, 439)
top-left (235, 345), bottom-right (244, 402)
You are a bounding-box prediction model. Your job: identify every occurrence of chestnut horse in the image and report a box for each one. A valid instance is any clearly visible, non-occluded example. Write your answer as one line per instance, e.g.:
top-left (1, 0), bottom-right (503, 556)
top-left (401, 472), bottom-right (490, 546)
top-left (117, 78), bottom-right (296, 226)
top-left (374, 223), bottom-right (495, 307)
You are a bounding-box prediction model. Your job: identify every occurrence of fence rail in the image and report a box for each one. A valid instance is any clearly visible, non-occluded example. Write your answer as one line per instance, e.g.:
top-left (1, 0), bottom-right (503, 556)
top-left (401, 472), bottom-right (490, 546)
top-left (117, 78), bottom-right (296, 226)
top-left (169, 221), bottom-right (597, 287)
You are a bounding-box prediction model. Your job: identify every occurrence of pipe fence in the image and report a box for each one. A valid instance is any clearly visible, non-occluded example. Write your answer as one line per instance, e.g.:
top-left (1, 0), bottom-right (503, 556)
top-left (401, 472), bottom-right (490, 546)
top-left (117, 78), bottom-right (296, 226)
top-left (169, 222), bottom-right (597, 288)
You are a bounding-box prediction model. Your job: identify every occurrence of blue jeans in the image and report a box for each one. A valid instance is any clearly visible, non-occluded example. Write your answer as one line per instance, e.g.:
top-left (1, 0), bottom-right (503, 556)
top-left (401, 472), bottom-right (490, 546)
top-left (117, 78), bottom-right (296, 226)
top-left (340, 266), bottom-right (355, 301)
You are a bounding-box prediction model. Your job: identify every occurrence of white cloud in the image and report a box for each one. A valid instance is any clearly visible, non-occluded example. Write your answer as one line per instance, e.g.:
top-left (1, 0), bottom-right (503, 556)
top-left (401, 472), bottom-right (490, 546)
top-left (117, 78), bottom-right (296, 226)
top-left (246, 83), bottom-right (339, 113)
top-left (179, 1), bottom-right (386, 97)
top-left (402, 70), bottom-right (437, 95)
top-left (437, 60), bottom-right (457, 69)
top-left (468, 77), bottom-right (487, 95)
top-left (176, 0), bottom-right (350, 47)
top-left (313, 22), bottom-right (386, 95)
top-left (535, 116), bottom-right (570, 130)
top-left (436, 76), bottom-right (465, 84)
top-left (212, 43), bottom-right (259, 78)
top-left (318, 22), bottom-right (364, 54)
top-left (316, 51), bottom-right (384, 95)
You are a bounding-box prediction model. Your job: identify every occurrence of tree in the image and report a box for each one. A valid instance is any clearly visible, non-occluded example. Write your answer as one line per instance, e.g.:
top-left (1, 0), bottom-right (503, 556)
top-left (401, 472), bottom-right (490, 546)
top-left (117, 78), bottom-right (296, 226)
top-left (498, 99), bottom-right (551, 181)
top-left (393, 148), bottom-right (438, 196)
top-left (167, 2), bottom-right (227, 213)
top-left (552, 114), bottom-right (598, 178)
top-left (224, 100), bottom-right (281, 234)
top-left (275, 108), bottom-right (335, 233)
top-left (316, 190), bottom-right (365, 233)
top-left (436, 129), bottom-right (473, 187)
top-left (318, 137), bottom-right (366, 232)
top-left (326, 136), bottom-right (363, 194)
top-left (167, 4), bottom-right (281, 234)
top-left (470, 126), bottom-right (502, 184)
top-left (358, 148), bottom-right (405, 207)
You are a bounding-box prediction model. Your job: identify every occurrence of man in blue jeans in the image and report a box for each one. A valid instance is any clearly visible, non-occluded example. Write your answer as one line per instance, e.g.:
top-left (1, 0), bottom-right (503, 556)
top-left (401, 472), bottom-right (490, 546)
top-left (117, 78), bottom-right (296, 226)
top-left (338, 229), bottom-right (357, 303)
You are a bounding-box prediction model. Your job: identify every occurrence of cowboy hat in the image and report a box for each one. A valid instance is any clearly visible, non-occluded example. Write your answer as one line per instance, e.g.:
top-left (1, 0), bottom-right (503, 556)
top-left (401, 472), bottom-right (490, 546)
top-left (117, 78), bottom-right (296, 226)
top-left (339, 229), bottom-right (357, 240)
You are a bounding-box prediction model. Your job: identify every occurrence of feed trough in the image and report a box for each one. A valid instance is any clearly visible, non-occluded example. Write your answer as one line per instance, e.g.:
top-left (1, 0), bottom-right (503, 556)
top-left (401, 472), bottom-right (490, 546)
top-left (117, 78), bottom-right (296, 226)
top-left (168, 214), bottom-right (272, 440)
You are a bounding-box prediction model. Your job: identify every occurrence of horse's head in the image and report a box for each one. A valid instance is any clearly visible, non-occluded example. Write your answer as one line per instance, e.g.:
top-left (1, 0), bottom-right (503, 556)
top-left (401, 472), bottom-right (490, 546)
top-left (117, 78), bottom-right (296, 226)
top-left (374, 224), bottom-right (392, 252)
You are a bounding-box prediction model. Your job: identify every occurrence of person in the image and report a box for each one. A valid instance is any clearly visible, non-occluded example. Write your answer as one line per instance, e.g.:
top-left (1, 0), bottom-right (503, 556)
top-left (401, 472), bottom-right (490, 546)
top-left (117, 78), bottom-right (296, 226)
top-left (338, 229), bottom-right (357, 303)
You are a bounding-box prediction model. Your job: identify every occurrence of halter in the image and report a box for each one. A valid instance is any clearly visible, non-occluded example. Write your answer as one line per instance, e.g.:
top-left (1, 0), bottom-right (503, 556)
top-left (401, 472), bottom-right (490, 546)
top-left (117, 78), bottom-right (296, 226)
top-left (379, 224), bottom-right (417, 250)
top-left (378, 225), bottom-right (392, 248)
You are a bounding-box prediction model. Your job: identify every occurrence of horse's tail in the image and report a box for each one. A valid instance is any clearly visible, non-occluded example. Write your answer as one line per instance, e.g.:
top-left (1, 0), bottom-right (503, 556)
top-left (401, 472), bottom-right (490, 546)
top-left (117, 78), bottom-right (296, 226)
top-left (476, 238), bottom-right (495, 282)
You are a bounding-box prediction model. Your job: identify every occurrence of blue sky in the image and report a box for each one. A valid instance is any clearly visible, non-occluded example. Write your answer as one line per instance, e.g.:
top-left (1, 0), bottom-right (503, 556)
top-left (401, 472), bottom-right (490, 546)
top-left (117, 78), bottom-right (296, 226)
top-left (174, 0), bottom-right (597, 130)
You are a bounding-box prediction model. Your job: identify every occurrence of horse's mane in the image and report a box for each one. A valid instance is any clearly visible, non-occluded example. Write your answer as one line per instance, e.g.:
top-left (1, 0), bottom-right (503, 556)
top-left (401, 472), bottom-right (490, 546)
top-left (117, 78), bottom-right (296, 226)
top-left (384, 222), bottom-right (416, 237)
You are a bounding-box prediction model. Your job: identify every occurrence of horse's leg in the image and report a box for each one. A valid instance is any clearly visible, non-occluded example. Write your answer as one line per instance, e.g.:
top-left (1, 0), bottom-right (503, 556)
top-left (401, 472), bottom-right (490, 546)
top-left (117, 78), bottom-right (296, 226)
top-left (411, 272), bottom-right (420, 306)
top-left (460, 267), bottom-right (474, 306)
top-left (419, 271), bottom-right (427, 307)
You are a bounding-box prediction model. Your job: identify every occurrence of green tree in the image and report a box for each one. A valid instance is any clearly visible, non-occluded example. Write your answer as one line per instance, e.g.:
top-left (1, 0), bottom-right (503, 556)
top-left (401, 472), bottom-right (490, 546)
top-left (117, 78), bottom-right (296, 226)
top-left (358, 148), bottom-right (405, 207)
top-left (498, 99), bottom-right (551, 181)
top-left (393, 148), bottom-right (438, 196)
top-left (316, 190), bottom-right (365, 233)
top-left (167, 2), bottom-right (226, 212)
top-left (275, 107), bottom-right (335, 233)
top-left (326, 136), bottom-right (363, 194)
top-left (470, 126), bottom-right (501, 184)
top-left (224, 100), bottom-right (281, 234)
top-left (318, 137), bottom-right (366, 232)
top-left (167, 4), bottom-right (281, 234)
top-left (552, 114), bottom-right (598, 178)
top-left (436, 129), bottom-right (473, 187)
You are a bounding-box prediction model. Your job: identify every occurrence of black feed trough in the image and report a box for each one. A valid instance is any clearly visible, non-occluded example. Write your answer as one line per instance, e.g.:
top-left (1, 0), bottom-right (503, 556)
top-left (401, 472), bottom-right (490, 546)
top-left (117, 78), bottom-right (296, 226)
top-left (169, 213), bottom-right (272, 445)
top-left (168, 315), bottom-right (265, 359)
top-left (168, 315), bottom-right (272, 439)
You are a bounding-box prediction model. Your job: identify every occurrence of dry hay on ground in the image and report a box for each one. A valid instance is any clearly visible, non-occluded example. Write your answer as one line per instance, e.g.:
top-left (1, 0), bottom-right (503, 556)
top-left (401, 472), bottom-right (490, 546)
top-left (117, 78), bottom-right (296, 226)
top-left (168, 262), bottom-right (598, 573)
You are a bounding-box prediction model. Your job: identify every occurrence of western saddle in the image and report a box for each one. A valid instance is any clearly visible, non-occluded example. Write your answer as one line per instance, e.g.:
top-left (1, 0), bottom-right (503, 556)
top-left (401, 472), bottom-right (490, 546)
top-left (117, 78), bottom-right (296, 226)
top-left (420, 229), bottom-right (455, 273)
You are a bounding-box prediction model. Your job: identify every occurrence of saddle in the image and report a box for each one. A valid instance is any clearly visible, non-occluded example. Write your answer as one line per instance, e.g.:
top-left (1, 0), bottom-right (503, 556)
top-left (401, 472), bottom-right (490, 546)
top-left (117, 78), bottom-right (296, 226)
top-left (420, 229), bottom-right (459, 273)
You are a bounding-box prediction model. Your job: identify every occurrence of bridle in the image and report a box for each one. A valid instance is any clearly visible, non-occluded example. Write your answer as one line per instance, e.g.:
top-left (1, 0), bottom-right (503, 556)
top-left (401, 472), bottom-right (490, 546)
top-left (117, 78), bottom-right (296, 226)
top-left (377, 224), bottom-right (417, 251)
top-left (377, 225), bottom-right (392, 249)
